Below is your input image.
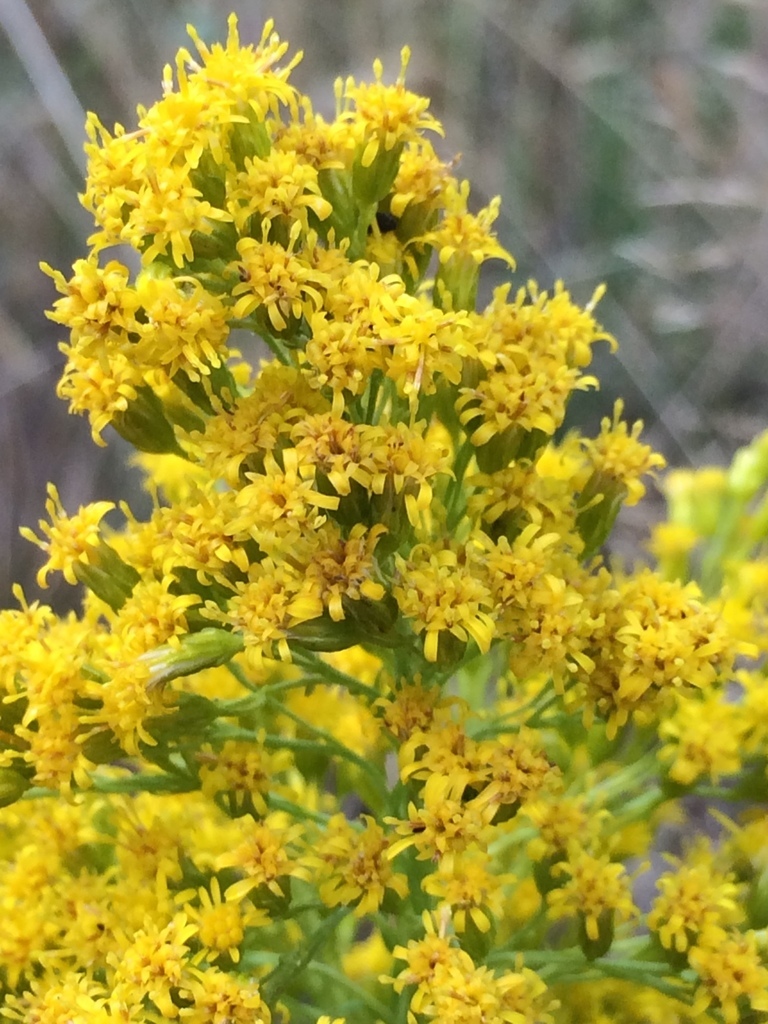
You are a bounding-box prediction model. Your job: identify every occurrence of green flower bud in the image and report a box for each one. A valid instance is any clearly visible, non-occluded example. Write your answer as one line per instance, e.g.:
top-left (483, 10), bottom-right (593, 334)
top-left (145, 691), bottom-right (220, 745)
top-left (435, 252), bottom-right (479, 313)
top-left (728, 430), bottom-right (768, 499)
top-left (474, 425), bottom-right (548, 475)
top-left (666, 468), bottom-right (727, 537)
top-left (141, 628), bottom-right (245, 688)
top-left (230, 108), bottom-right (272, 167)
top-left (576, 471), bottom-right (628, 561)
top-left (352, 140), bottom-right (404, 209)
top-left (318, 168), bottom-right (357, 243)
top-left (459, 905), bottom-right (494, 962)
top-left (80, 726), bottom-right (124, 764)
top-left (579, 907), bottom-right (615, 961)
top-left (748, 869), bottom-right (768, 929)
top-left (533, 853), bottom-right (566, 897)
top-left (288, 614), bottom-right (367, 652)
top-left (0, 768), bottom-right (32, 808)
top-left (111, 384), bottom-right (185, 455)
top-left (73, 541), bottom-right (141, 611)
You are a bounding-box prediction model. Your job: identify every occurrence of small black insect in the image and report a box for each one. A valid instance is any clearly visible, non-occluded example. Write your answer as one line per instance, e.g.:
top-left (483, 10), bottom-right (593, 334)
top-left (374, 210), bottom-right (399, 234)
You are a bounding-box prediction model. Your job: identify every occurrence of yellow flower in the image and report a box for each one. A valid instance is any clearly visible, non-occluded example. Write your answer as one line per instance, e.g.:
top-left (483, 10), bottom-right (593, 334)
top-left (109, 912), bottom-right (197, 1018)
top-left (586, 569), bottom-right (740, 737)
top-left (648, 851), bottom-right (743, 953)
top-left (143, 485), bottom-right (250, 585)
top-left (364, 420), bottom-right (451, 527)
top-left (303, 309), bottom-right (385, 400)
top-left (299, 522), bottom-right (386, 621)
top-left (689, 930), bottom-right (768, 1024)
top-left (197, 736), bottom-right (293, 815)
top-left (337, 45), bottom-right (442, 169)
top-left (422, 850), bottom-right (513, 934)
top-left (132, 271), bottom-right (231, 379)
top-left (524, 796), bottom-right (598, 865)
top-left (176, 876), bottom-right (268, 964)
top-left (20, 483), bottom-right (114, 587)
top-left (227, 149), bottom-right (332, 233)
top-left (304, 813), bottom-right (408, 915)
top-left (110, 792), bottom-right (187, 885)
top-left (207, 557), bottom-right (322, 665)
top-left (183, 15), bottom-right (301, 115)
top-left (479, 728), bottom-right (562, 812)
top-left (232, 448), bottom-right (340, 552)
top-left (496, 965), bottom-right (557, 1024)
top-left (218, 813), bottom-right (305, 903)
top-left (191, 371), bottom-right (320, 487)
top-left (399, 719), bottom-right (487, 788)
top-left (386, 773), bottom-right (497, 868)
top-left (10, 14), bottom-right (759, 1023)
top-left (111, 576), bottom-right (200, 655)
top-left (394, 544), bottom-right (495, 662)
top-left (659, 691), bottom-right (746, 786)
top-left (388, 910), bottom-right (473, 994)
top-left (42, 256), bottom-right (137, 340)
top-left (2, 974), bottom-right (110, 1024)
top-left (391, 137), bottom-right (454, 218)
top-left (56, 343), bottom-right (143, 443)
top-left (88, 656), bottom-right (173, 754)
top-left (376, 677), bottom-right (457, 743)
top-left (180, 965), bottom-right (270, 1024)
top-left (579, 399), bottom-right (666, 508)
top-left (232, 223), bottom-right (330, 332)
top-left (379, 301), bottom-right (474, 404)
top-left (431, 178), bottom-right (513, 266)
top-left (547, 845), bottom-right (640, 946)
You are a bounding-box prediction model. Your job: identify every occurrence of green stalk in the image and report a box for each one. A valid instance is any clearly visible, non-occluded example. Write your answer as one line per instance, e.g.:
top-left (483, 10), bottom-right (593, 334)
top-left (261, 906), bottom-right (351, 1003)
top-left (291, 649), bottom-right (382, 702)
top-left (308, 962), bottom-right (395, 1024)
top-left (263, 697), bottom-right (387, 803)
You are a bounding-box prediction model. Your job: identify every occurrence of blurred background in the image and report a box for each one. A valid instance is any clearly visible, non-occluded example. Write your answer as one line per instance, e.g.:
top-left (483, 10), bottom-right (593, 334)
top-left (2, 0), bottom-right (768, 609)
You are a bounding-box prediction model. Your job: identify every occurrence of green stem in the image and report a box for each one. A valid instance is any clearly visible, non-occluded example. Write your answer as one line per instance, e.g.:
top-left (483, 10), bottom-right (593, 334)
top-left (89, 772), bottom-right (197, 795)
top-left (693, 784), bottom-right (752, 800)
top-left (610, 787), bottom-right (666, 824)
top-left (267, 795), bottom-right (333, 825)
top-left (541, 964), bottom-right (692, 1003)
top-left (445, 439), bottom-right (475, 530)
top-left (308, 961), bottom-right (395, 1024)
top-left (259, 329), bottom-right (293, 366)
top-left (226, 660), bottom-right (259, 692)
top-left (491, 946), bottom-right (676, 979)
top-left (291, 649), bottom-right (382, 702)
top-left (364, 370), bottom-right (383, 425)
top-left (285, 901), bottom-right (333, 916)
top-left (472, 683), bottom-right (559, 739)
top-left (584, 750), bottom-right (658, 805)
top-left (264, 697), bottom-right (387, 800)
top-left (700, 493), bottom-right (743, 596)
top-left (488, 934), bottom-right (693, 1003)
top-left (213, 675), bottom-right (334, 715)
top-left (500, 909), bottom-right (549, 949)
top-left (211, 722), bottom-right (374, 779)
top-left (261, 906), bottom-right (351, 1003)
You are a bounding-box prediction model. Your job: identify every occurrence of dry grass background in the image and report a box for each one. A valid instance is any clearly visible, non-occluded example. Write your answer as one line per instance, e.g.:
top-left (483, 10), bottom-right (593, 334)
top-left (2, 0), bottom-right (768, 610)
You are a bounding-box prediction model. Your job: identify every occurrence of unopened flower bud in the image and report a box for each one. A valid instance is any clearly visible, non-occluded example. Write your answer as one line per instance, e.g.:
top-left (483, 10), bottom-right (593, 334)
top-left (111, 384), bottom-right (185, 455)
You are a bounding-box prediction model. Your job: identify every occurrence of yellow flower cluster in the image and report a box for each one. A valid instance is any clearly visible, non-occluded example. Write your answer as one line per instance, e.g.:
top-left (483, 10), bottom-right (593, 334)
top-left (3, 14), bottom-right (768, 1024)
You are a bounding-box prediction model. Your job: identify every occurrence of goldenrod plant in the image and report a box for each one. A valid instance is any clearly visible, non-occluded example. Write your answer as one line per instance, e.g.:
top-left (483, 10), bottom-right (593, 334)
top-left (2, 16), bottom-right (767, 1023)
